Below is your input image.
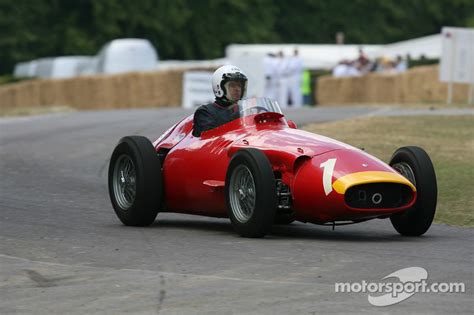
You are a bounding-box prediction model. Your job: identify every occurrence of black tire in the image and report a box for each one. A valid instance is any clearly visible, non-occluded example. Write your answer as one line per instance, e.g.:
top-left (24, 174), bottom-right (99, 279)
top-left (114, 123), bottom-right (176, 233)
top-left (225, 149), bottom-right (277, 238)
top-left (108, 136), bottom-right (163, 226)
top-left (389, 146), bottom-right (437, 236)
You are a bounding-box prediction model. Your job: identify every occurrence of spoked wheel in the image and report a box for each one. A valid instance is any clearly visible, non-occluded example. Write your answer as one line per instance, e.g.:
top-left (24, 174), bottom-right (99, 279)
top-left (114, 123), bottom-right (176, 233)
top-left (228, 165), bottom-right (257, 223)
top-left (226, 149), bottom-right (277, 238)
top-left (112, 154), bottom-right (137, 210)
top-left (108, 136), bottom-right (163, 226)
top-left (389, 146), bottom-right (437, 236)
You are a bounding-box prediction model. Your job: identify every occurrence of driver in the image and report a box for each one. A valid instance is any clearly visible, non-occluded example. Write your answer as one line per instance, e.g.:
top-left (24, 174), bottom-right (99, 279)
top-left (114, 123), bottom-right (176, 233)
top-left (192, 65), bottom-right (248, 137)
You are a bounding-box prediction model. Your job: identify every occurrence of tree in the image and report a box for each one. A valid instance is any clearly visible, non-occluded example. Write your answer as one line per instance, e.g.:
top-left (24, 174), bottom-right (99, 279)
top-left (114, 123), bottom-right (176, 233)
top-left (0, 0), bottom-right (473, 75)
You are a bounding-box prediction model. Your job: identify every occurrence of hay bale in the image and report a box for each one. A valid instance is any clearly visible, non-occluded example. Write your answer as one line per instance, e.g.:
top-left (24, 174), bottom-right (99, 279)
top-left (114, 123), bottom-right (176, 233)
top-left (139, 72), bottom-right (157, 107)
top-left (316, 76), bottom-right (339, 105)
top-left (1, 67), bottom-right (220, 111)
top-left (0, 85), bottom-right (16, 109)
top-left (316, 64), bottom-right (471, 105)
top-left (12, 80), bottom-right (41, 107)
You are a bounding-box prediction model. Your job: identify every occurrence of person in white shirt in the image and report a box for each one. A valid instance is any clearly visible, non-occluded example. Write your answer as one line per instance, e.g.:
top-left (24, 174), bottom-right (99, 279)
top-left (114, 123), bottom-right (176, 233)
top-left (333, 60), bottom-right (360, 77)
top-left (276, 51), bottom-right (290, 108)
top-left (288, 48), bottom-right (304, 108)
top-left (262, 53), bottom-right (278, 101)
top-left (346, 61), bottom-right (361, 77)
top-left (395, 55), bottom-right (407, 72)
top-left (333, 60), bottom-right (349, 77)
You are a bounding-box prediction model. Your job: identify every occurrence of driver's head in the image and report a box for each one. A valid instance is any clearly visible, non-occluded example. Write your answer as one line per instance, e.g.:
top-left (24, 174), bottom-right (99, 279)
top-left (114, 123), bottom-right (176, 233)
top-left (212, 65), bottom-right (248, 106)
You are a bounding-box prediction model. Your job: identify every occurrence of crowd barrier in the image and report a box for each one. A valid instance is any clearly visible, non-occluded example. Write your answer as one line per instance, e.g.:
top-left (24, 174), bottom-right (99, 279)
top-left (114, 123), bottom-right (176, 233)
top-left (316, 65), bottom-right (470, 105)
top-left (0, 69), bottom-right (188, 110)
top-left (0, 64), bottom-right (470, 110)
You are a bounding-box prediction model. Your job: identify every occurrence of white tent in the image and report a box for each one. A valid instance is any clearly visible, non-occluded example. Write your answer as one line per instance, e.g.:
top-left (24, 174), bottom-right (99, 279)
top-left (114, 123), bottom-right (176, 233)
top-left (76, 57), bottom-right (99, 76)
top-left (367, 34), bottom-right (441, 60)
top-left (156, 58), bottom-right (227, 71)
top-left (96, 38), bottom-right (158, 74)
top-left (13, 61), bottom-right (38, 78)
top-left (226, 44), bottom-right (382, 70)
top-left (226, 34), bottom-right (444, 71)
top-left (34, 56), bottom-right (92, 79)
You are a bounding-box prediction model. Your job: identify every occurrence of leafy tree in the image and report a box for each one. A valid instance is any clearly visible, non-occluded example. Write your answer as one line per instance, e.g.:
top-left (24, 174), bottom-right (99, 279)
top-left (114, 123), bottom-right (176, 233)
top-left (0, 0), bottom-right (473, 74)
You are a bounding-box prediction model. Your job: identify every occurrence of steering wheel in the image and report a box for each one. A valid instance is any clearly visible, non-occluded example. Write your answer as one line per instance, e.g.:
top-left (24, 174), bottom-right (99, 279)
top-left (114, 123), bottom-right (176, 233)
top-left (239, 106), bottom-right (269, 116)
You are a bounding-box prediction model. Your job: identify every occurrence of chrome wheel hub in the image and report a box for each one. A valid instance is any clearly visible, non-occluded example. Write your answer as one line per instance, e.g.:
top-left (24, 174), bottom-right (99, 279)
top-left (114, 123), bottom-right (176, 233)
top-left (229, 165), bottom-right (256, 223)
top-left (392, 162), bottom-right (416, 186)
top-left (113, 155), bottom-right (137, 210)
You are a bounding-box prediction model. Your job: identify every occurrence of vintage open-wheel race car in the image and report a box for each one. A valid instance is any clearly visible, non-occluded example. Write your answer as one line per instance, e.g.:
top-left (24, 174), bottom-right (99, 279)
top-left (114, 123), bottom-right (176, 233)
top-left (108, 97), bottom-right (437, 238)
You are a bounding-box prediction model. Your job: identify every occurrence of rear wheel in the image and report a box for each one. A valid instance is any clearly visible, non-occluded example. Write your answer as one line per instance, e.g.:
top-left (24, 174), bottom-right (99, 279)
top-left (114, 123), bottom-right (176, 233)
top-left (389, 146), bottom-right (437, 236)
top-left (225, 149), bottom-right (277, 238)
top-left (108, 136), bottom-right (163, 226)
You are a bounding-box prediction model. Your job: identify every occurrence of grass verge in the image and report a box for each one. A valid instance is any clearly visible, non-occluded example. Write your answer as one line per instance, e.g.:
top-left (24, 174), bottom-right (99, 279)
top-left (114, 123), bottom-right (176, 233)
top-left (317, 102), bottom-right (474, 109)
top-left (303, 115), bottom-right (474, 227)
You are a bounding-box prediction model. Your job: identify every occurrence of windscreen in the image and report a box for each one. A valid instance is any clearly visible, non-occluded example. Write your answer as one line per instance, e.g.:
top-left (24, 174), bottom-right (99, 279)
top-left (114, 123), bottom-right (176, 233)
top-left (235, 97), bottom-right (283, 118)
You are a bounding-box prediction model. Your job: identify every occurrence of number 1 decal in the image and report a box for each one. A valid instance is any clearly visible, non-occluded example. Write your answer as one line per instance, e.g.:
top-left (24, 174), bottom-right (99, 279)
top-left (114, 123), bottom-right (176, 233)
top-left (320, 158), bottom-right (337, 195)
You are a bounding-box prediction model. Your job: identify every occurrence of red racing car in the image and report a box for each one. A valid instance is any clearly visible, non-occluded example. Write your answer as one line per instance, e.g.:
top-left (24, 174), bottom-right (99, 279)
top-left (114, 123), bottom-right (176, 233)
top-left (108, 97), bottom-right (437, 238)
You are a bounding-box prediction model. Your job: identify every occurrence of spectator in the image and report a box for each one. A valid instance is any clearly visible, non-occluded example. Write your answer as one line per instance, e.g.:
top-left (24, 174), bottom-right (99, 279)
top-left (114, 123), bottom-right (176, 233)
top-left (346, 61), bottom-right (361, 76)
top-left (288, 48), bottom-right (304, 108)
top-left (357, 47), bottom-right (369, 65)
top-left (332, 50), bottom-right (408, 78)
top-left (332, 60), bottom-right (360, 77)
top-left (332, 60), bottom-right (349, 77)
top-left (263, 53), bottom-right (278, 100)
top-left (301, 69), bottom-right (312, 106)
top-left (395, 55), bottom-right (407, 72)
top-left (276, 51), bottom-right (291, 108)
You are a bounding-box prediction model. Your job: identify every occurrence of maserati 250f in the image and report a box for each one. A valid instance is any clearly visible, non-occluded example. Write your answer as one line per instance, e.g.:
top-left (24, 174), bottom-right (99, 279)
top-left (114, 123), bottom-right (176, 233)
top-left (108, 98), bottom-right (437, 237)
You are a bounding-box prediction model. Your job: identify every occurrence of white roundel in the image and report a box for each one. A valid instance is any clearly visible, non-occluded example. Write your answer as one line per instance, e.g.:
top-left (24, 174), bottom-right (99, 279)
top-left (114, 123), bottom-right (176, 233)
top-left (212, 65), bottom-right (248, 99)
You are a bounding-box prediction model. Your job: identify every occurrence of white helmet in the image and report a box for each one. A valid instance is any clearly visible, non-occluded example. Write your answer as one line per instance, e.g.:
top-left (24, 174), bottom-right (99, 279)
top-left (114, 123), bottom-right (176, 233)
top-left (212, 65), bottom-right (248, 104)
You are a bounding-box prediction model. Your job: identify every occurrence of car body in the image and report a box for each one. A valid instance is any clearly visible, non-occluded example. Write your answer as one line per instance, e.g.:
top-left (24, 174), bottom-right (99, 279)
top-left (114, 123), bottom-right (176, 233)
top-left (109, 98), bottom-right (437, 237)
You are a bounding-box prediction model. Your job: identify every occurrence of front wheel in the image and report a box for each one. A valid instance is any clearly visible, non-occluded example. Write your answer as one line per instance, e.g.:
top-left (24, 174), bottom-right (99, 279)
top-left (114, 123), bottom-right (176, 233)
top-left (389, 146), bottom-right (437, 236)
top-left (225, 149), bottom-right (277, 238)
top-left (108, 136), bottom-right (163, 226)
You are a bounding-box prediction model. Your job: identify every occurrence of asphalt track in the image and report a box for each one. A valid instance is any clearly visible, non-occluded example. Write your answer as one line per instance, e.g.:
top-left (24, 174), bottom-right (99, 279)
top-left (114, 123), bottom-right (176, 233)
top-left (1, 106), bottom-right (473, 314)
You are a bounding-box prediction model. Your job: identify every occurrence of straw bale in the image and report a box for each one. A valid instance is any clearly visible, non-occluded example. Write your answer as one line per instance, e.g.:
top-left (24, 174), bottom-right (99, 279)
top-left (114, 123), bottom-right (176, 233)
top-left (316, 65), bottom-right (471, 105)
top-left (0, 67), bottom-right (222, 111)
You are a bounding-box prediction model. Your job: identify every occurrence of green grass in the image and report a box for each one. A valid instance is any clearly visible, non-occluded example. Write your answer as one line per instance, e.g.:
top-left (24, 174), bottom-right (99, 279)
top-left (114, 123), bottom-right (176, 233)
top-left (304, 115), bottom-right (474, 227)
top-left (318, 102), bottom-right (474, 109)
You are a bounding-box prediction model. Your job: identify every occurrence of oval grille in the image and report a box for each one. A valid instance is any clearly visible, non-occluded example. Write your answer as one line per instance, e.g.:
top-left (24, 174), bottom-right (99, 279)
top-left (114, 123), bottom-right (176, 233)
top-left (345, 183), bottom-right (413, 209)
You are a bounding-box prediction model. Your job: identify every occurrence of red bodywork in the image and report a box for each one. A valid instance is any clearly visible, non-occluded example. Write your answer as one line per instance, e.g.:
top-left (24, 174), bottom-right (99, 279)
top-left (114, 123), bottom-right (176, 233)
top-left (153, 113), bottom-right (416, 224)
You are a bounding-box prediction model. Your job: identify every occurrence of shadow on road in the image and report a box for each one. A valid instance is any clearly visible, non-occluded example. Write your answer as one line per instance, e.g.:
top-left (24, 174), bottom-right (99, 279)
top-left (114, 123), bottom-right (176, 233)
top-left (137, 218), bottom-right (440, 243)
